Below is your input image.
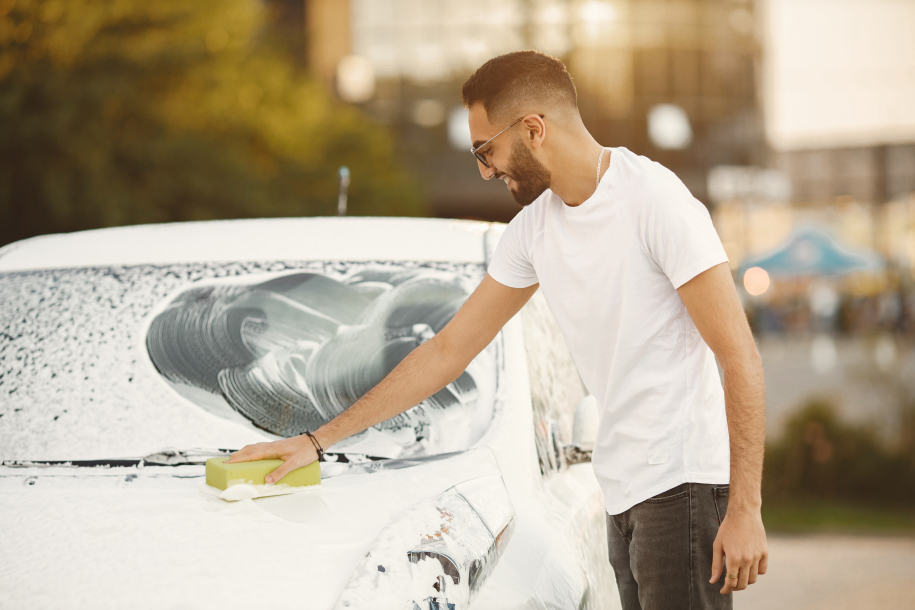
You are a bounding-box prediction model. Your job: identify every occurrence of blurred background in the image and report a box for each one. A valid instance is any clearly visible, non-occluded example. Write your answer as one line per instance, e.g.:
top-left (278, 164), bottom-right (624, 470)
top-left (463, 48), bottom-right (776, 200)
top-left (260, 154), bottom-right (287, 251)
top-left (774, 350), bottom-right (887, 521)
top-left (2, 0), bottom-right (915, 589)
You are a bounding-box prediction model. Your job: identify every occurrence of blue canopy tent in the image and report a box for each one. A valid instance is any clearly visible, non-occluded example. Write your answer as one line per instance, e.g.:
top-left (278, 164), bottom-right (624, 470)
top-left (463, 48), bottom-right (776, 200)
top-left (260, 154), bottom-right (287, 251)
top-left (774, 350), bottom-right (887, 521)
top-left (739, 226), bottom-right (884, 278)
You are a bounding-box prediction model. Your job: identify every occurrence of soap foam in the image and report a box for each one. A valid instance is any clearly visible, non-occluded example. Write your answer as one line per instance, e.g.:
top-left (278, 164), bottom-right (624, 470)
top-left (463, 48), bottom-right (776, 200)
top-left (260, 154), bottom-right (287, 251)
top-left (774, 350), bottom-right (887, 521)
top-left (196, 480), bottom-right (315, 501)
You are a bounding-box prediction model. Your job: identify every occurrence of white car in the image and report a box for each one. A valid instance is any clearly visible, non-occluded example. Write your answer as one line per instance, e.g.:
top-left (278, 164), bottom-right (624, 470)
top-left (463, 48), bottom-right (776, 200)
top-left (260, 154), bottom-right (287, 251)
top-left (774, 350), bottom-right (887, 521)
top-left (0, 217), bottom-right (620, 610)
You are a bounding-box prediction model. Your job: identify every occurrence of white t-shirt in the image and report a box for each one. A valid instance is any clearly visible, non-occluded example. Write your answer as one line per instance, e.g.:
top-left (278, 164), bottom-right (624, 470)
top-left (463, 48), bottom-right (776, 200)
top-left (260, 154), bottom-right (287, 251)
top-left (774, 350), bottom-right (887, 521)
top-left (488, 146), bottom-right (731, 515)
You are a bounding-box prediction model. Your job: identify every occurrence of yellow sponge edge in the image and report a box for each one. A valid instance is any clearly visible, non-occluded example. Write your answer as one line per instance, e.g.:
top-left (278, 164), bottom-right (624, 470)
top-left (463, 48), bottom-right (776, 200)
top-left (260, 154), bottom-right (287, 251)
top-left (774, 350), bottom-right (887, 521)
top-left (205, 457), bottom-right (321, 491)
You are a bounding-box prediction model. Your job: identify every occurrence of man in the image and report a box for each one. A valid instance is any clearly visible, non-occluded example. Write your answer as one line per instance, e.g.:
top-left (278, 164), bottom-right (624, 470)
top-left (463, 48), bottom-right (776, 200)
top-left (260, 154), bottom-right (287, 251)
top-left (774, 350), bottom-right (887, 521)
top-left (226, 50), bottom-right (768, 609)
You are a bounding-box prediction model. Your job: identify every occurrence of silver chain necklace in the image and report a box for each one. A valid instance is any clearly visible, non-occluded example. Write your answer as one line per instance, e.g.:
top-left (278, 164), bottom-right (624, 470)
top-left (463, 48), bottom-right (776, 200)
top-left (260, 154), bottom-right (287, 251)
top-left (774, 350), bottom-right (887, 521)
top-left (596, 146), bottom-right (605, 191)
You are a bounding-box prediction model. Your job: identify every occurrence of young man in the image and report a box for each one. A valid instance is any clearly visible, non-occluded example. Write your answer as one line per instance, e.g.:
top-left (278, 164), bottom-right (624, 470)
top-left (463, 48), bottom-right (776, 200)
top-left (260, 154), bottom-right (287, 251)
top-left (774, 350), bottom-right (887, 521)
top-left (227, 50), bottom-right (768, 609)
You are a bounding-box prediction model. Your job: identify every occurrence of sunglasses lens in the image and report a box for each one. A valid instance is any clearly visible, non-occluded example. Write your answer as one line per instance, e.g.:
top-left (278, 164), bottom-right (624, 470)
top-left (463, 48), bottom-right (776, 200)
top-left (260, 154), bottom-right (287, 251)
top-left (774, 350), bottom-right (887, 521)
top-left (474, 152), bottom-right (489, 168)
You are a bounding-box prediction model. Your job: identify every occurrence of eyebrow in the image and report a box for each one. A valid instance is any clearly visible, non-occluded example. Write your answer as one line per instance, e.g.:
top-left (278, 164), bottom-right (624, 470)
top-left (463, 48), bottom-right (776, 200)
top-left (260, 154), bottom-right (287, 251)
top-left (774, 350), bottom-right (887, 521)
top-left (472, 139), bottom-right (487, 149)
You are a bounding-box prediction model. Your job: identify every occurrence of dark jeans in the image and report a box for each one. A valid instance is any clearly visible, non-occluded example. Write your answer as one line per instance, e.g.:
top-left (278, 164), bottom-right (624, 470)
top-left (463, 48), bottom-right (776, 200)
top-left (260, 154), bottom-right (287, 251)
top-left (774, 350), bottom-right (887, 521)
top-left (607, 483), bottom-right (732, 610)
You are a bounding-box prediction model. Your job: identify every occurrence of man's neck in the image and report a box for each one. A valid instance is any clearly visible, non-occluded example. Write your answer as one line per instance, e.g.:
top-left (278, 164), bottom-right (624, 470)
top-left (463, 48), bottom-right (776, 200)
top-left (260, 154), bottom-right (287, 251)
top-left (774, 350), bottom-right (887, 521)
top-left (546, 133), bottom-right (609, 207)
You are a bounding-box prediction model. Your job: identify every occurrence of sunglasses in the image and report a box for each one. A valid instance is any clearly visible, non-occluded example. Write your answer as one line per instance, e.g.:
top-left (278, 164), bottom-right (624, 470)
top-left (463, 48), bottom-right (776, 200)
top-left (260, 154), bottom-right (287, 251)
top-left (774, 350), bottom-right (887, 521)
top-left (470, 114), bottom-right (543, 169)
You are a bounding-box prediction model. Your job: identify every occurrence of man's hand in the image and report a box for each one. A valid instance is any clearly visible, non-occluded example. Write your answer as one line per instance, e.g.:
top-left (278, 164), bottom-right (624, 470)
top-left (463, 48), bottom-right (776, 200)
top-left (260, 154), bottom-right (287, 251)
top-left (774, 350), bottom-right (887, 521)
top-left (710, 507), bottom-right (769, 593)
top-left (224, 434), bottom-right (318, 484)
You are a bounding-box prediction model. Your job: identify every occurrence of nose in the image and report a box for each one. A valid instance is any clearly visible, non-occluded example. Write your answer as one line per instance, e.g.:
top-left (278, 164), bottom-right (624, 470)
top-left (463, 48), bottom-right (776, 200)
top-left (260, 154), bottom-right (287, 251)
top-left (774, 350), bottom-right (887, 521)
top-left (478, 159), bottom-right (497, 181)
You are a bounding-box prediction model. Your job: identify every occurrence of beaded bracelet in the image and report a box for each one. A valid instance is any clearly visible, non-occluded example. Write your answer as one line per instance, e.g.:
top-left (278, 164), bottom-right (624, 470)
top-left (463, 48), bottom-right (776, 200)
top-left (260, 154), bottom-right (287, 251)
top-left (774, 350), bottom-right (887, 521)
top-left (304, 430), bottom-right (325, 462)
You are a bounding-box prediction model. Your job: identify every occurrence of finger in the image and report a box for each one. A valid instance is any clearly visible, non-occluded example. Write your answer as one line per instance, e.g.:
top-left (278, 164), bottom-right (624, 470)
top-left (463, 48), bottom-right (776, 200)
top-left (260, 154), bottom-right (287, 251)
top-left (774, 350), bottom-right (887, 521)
top-left (224, 445), bottom-right (256, 463)
top-left (748, 560), bottom-right (759, 585)
top-left (223, 446), bottom-right (249, 463)
top-left (264, 460), bottom-right (292, 485)
top-left (709, 539), bottom-right (724, 583)
top-left (736, 560), bottom-right (750, 591)
top-left (225, 443), bottom-right (268, 463)
top-left (720, 559), bottom-right (738, 595)
top-left (758, 551), bottom-right (769, 575)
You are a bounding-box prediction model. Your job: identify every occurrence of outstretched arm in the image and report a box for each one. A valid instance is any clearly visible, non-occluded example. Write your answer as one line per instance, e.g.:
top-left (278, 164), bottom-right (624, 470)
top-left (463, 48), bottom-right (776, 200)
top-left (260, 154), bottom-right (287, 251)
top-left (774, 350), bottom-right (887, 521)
top-left (225, 274), bottom-right (539, 482)
top-left (677, 262), bottom-right (768, 595)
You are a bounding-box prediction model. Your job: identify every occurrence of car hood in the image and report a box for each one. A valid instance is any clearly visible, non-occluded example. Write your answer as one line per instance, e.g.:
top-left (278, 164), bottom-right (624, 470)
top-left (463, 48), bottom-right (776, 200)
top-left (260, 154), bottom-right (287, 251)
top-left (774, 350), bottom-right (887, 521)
top-left (0, 449), bottom-right (503, 610)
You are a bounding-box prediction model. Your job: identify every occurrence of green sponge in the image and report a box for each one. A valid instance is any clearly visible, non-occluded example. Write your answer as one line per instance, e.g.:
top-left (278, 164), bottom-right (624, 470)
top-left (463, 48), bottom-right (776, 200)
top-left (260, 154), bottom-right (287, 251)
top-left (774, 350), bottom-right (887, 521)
top-left (205, 457), bottom-right (321, 490)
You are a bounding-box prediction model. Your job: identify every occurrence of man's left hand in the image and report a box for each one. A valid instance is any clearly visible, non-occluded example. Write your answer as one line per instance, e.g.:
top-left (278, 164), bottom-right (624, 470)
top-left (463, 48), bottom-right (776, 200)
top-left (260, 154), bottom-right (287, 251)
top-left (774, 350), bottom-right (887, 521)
top-left (710, 507), bottom-right (768, 594)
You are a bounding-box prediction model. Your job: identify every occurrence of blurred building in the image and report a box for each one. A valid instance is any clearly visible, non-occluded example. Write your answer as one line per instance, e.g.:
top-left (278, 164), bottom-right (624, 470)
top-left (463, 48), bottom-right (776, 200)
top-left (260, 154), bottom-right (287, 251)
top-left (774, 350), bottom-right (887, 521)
top-left (761, 0), bottom-right (915, 207)
top-left (712, 0), bottom-right (915, 275)
top-left (305, 0), bottom-right (765, 222)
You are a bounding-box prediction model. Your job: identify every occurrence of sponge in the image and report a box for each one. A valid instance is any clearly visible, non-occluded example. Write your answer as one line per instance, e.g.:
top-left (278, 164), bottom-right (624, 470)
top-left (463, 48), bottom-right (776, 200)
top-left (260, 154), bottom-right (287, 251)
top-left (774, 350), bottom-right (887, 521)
top-left (205, 457), bottom-right (321, 491)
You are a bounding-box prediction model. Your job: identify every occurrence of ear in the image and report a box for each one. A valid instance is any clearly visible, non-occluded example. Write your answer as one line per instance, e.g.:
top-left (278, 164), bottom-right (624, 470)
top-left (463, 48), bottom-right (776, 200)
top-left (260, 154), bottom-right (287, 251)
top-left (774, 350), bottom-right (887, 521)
top-left (520, 114), bottom-right (546, 149)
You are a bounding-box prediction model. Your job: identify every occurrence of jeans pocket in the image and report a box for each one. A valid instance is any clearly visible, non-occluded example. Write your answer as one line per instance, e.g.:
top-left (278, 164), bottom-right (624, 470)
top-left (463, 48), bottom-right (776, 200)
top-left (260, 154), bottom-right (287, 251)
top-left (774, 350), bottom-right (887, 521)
top-left (712, 485), bottom-right (729, 525)
top-left (642, 483), bottom-right (690, 505)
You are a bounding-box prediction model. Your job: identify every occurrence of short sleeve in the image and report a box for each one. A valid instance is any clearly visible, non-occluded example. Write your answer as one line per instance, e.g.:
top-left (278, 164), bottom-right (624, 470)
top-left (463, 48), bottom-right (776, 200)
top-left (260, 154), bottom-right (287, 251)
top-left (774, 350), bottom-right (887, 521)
top-left (487, 211), bottom-right (539, 289)
top-left (640, 171), bottom-right (728, 289)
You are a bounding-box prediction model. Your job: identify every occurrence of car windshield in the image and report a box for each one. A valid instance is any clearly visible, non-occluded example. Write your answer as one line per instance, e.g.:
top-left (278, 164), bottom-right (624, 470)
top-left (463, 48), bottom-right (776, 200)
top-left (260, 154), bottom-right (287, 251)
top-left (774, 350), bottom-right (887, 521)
top-left (0, 261), bottom-right (499, 461)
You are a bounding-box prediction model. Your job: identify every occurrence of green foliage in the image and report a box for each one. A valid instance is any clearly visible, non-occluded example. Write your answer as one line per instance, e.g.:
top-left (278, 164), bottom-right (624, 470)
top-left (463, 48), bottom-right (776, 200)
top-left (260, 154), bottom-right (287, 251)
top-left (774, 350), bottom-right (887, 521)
top-left (0, 0), bottom-right (424, 248)
top-left (761, 501), bottom-right (915, 534)
top-left (763, 398), bottom-right (915, 507)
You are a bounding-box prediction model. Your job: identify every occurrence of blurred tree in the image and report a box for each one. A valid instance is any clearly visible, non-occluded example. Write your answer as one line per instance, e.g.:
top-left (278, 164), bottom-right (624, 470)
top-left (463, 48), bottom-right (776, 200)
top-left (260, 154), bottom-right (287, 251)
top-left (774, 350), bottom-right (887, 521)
top-left (0, 0), bottom-right (424, 248)
top-left (763, 398), bottom-right (915, 507)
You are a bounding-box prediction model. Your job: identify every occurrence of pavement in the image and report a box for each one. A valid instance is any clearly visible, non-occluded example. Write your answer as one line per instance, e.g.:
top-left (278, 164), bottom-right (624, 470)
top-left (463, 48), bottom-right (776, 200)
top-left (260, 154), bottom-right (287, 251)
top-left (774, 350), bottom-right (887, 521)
top-left (736, 534), bottom-right (915, 610)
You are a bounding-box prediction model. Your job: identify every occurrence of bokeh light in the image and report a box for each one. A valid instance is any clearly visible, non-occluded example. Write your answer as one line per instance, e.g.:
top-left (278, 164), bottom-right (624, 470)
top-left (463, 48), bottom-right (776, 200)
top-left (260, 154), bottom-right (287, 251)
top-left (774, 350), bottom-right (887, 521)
top-left (336, 55), bottom-right (375, 103)
top-left (647, 104), bottom-right (693, 150)
top-left (743, 266), bottom-right (771, 296)
top-left (448, 107), bottom-right (471, 151)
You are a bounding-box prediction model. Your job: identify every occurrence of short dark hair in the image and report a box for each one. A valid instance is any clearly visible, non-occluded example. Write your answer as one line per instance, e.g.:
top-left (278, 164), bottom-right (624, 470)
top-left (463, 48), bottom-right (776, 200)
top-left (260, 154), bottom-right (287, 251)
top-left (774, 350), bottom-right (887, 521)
top-left (461, 50), bottom-right (578, 124)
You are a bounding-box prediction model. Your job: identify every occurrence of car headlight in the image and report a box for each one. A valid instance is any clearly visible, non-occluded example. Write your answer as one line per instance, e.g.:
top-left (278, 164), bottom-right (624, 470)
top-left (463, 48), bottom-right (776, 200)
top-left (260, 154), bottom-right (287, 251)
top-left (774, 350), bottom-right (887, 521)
top-left (333, 474), bottom-right (514, 610)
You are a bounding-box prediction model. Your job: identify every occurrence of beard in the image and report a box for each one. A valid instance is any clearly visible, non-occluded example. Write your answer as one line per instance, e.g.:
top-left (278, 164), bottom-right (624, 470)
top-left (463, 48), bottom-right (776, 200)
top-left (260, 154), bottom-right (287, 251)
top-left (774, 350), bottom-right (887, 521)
top-left (504, 137), bottom-right (551, 207)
